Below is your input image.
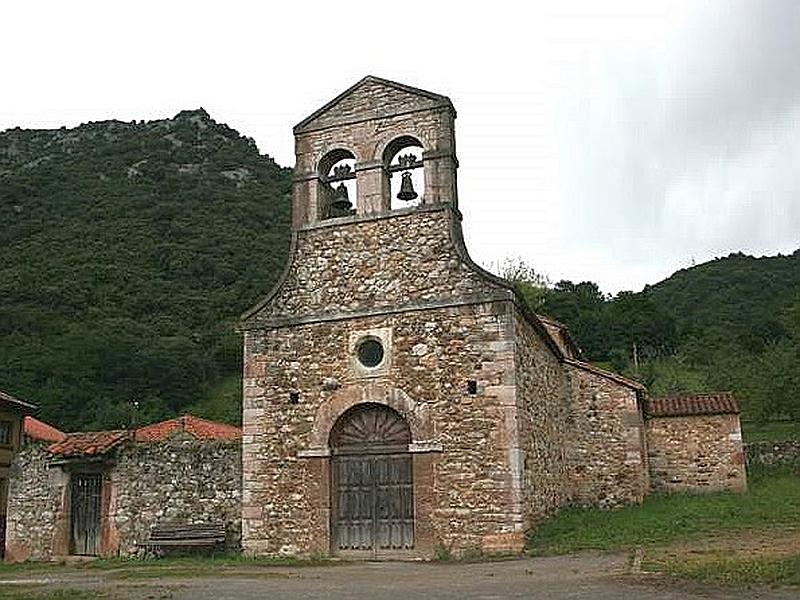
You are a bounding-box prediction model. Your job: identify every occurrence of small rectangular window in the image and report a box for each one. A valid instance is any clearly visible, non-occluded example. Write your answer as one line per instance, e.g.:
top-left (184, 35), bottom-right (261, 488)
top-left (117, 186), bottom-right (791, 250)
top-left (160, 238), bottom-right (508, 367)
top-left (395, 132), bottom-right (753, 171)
top-left (0, 421), bottom-right (11, 445)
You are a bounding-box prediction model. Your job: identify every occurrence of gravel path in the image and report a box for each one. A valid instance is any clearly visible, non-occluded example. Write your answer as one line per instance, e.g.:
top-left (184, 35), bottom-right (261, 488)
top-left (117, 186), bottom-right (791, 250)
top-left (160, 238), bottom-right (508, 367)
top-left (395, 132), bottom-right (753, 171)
top-left (3, 554), bottom-right (797, 599)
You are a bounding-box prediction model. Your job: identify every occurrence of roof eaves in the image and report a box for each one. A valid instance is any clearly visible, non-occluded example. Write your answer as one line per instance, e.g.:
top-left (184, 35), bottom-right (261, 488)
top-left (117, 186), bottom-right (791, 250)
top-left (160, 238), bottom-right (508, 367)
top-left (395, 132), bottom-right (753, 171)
top-left (563, 358), bottom-right (646, 391)
top-left (0, 389), bottom-right (38, 414)
top-left (293, 75), bottom-right (454, 134)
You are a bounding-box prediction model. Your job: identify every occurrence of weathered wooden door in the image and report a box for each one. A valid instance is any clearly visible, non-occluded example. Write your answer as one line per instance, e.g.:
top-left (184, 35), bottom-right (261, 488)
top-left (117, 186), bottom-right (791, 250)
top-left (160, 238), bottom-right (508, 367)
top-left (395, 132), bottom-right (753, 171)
top-left (330, 403), bottom-right (414, 556)
top-left (70, 473), bottom-right (102, 556)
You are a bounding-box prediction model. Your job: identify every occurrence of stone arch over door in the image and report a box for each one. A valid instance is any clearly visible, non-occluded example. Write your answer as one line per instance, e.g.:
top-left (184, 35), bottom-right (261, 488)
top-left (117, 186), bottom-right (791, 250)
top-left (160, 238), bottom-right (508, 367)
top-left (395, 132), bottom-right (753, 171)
top-left (329, 403), bottom-right (414, 555)
top-left (304, 383), bottom-right (434, 454)
top-left (297, 384), bottom-right (440, 558)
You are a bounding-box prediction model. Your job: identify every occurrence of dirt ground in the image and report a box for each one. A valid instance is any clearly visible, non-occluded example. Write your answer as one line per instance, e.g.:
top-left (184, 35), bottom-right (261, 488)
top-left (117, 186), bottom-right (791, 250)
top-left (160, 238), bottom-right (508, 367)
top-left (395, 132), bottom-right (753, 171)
top-left (2, 553), bottom-right (798, 600)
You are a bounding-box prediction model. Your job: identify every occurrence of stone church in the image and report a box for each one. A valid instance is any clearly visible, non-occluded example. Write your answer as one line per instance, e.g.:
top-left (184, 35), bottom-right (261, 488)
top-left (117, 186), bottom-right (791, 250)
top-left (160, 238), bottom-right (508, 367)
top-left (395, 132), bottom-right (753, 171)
top-left (239, 76), bottom-right (746, 559)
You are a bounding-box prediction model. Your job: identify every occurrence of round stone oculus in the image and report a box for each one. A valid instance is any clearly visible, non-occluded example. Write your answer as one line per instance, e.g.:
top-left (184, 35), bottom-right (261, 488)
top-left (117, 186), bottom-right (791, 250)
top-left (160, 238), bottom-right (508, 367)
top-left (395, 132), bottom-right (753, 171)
top-left (357, 338), bottom-right (384, 368)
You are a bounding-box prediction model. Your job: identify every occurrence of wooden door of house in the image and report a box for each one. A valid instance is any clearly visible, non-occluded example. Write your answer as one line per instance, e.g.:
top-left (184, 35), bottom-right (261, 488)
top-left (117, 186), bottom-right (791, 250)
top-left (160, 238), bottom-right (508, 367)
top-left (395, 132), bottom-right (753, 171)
top-left (330, 403), bottom-right (414, 556)
top-left (70, 473), bottom-right (102, 556)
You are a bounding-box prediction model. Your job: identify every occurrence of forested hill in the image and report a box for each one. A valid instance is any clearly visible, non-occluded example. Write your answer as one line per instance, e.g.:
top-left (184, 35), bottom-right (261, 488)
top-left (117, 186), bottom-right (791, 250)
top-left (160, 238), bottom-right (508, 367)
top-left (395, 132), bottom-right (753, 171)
top-left (1, 112), bottom-right (796, 430)
top-left (645, 252), bottom-right (800, 352)
top-left (0, 111), bottom-right (292, 430)
top-left (514, 251), bottom-right (800, 423)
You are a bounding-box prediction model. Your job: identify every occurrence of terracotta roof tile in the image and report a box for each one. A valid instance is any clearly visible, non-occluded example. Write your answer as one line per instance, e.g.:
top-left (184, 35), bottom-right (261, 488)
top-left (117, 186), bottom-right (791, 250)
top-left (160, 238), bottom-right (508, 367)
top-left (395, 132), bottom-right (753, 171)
top-left (24, 416), bottom-right (66, 443)
top-left (646, 392), bottom-right (739, 418)
top-left (45, 415), bottom-right (239, 456)
top-left (134, 415), bottom-right (240, 443)
top-left (48, 430), bottom-right (127, 457)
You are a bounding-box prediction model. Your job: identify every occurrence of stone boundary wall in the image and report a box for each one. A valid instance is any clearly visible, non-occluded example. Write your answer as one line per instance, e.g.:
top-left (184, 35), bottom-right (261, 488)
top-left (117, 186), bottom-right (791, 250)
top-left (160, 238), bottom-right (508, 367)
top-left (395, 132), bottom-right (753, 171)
top-left (110, 435), bottom-right (241, 556)
top-left (645, 413), bottom-right (747, 493)
top-left (745, 440), bottom-right (800, 469)
top-left (5, 435), bottom-right (240, 561)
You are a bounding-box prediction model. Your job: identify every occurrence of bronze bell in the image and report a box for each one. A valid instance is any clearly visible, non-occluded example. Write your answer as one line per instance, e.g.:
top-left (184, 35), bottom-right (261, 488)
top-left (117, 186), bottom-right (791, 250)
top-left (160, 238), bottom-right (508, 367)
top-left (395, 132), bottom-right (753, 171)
top-left (329, 183), bottom-right (352, 216)
top-left (397, 171), bottom-right (418, 201)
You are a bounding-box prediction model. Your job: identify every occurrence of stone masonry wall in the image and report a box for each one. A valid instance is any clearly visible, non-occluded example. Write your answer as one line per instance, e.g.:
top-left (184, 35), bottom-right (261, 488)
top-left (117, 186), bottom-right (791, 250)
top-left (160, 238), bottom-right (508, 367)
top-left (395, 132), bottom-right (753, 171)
top-left (5, 443), bottom-right (66, 562)
top-left (646, 414), bottom-right (747, 492)
top-left (242, 300), bottom-right (526, 557)
top-left (5, 437), bottom-right (240, 560)
top-left (564, 367), bottom-right (649, 507)
top-left (513, 311), bottom-right (570, 530)
top-left (746, 440), bottom-right (800, 469)
top-left (247, 207), bottom-right (507, 326)
top-left (110, 435), bottom-right (241, 556)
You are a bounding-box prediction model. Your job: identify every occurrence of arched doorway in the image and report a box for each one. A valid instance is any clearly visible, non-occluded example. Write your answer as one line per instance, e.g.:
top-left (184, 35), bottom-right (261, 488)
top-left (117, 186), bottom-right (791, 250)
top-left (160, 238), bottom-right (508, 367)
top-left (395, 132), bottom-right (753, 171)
top-left (329, 403), bottom-right (414, 556)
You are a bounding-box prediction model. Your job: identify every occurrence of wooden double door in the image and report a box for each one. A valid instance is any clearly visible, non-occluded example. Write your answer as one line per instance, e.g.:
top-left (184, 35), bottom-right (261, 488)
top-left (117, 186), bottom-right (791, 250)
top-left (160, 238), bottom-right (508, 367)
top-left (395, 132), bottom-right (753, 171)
top-left (330, 403), bottom-right (414, 556)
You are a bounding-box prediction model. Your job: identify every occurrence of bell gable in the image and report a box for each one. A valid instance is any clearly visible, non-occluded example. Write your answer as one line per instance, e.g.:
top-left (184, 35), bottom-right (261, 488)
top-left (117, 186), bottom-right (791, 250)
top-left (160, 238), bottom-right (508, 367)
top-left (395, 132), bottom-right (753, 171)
top-left (294, 75), bottom-right (454, 134)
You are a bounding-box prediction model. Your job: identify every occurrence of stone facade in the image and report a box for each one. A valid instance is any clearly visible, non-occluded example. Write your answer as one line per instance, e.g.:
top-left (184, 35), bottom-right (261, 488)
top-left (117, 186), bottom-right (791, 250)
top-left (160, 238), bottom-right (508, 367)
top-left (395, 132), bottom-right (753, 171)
top-left (4, 442), bottom-right (63, 561)
top-left (0, 390), bottom-right (37, 560)
top-left (240, 77), bottom-right (656, 559)
top-left (513, 312), bottom-right (570, 528)
top-left (5, 422), bottom-right (240, 561)
top-left (646, 413), bottom-right (746, 493)
top-left (565, 364), bottom-right (649, 506)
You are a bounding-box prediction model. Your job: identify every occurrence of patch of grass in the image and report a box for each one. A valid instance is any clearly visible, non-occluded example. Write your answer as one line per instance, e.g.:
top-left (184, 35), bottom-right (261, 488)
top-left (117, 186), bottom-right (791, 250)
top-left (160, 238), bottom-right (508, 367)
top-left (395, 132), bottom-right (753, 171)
top-left (742, 420), bottom-right (800, 443)
top-left (527, 470), bottom-right (800, 556)
top-left (0, 552), bottom-right (333, 581)
top-left (84, 552), bottom-right (334, 581)
top-left (0, 561), bottom-right (75, 576)
top-left (648, 553), bottom-right (800, 586)
top-left (86, 552), bottom-right (332, 571)
top-left (0, 587), bottom-right (110, 600)
top-left (528, 469), bottom-right (800, 586)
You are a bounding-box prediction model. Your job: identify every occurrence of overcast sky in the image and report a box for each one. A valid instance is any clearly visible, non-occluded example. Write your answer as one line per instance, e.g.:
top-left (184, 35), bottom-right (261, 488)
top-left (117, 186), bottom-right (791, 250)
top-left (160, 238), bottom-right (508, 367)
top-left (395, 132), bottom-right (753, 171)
top-left (2, 0), bottom-right (798, 294)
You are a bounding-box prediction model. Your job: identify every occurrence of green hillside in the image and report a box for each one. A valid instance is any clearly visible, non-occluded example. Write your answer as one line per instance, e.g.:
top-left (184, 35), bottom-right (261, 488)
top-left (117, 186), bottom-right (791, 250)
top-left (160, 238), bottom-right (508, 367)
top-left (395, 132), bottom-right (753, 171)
top-left (645, 252), bottom-right (800, 352)
top-left (0, 112), bottom-right (292, 430)
top-left (2, 112), bottom-right (797, 430)
top-left (641, 252), bottom-right (800, 421)
top-left (514, 251), bottom-right (800, 422)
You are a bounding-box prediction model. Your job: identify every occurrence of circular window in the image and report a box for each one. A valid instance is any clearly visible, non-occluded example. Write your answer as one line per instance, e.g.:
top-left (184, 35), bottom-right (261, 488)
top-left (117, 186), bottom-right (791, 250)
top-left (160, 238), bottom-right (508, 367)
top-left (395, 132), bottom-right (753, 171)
top-left (357, 338), bottom-right (384, 368)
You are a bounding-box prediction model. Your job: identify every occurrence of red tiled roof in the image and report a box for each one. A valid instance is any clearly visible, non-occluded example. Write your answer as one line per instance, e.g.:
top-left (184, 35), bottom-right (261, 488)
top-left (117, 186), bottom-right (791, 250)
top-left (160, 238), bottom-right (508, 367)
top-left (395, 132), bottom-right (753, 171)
top-left (134, 415), bottom-right (240, 443)
top-left (47, 430), bottom-right (127, 457)
top-left (46, 415), bottom-right (240, 457)
top-left (24, 416), bottom-right (66, 443)
top-left (646, 392), bottom-right (739, 418)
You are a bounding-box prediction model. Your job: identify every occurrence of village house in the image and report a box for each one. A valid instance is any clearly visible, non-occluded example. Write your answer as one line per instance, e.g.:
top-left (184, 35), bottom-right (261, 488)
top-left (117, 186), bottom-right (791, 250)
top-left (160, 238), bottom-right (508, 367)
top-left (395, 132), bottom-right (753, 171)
top-left (0, 390), bottom-right (37, 559)
top-left (645, 392), bottom-right (746, 492)
top-left (4, 415), bottom-right (240, 561)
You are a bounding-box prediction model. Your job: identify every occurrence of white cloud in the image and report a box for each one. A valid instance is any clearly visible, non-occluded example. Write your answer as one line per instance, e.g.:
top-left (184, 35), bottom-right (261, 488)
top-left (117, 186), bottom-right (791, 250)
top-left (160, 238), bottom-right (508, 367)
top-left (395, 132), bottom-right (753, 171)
top-left (2, 0), bottom-right (798, 293)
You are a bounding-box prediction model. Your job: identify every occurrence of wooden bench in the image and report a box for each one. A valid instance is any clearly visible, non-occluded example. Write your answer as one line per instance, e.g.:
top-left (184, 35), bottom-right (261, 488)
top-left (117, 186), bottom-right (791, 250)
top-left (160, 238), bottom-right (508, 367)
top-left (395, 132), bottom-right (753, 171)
top-left (144, 523), bottom-right (226, 551)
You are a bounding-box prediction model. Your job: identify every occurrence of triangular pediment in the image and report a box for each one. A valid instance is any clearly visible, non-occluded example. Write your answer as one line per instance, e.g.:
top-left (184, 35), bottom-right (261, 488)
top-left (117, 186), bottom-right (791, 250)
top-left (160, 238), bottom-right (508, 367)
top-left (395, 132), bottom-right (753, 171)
top-left (294, 76), bottom-right (454, 134)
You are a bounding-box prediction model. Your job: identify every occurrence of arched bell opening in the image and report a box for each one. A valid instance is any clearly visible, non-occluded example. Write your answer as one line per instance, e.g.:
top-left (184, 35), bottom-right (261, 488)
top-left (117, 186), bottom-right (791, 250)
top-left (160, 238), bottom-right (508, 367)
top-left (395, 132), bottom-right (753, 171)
top-left (318, 149), bottom-right (357, 220)
top-left (328, 403), bottom-right (414, 555)
top-left (383, 136), bottom-right (424, 211)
